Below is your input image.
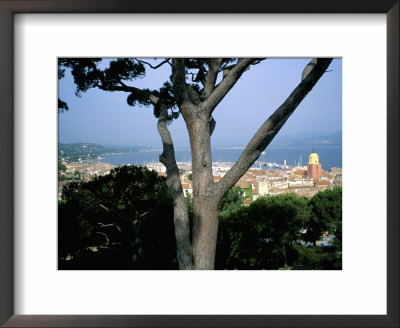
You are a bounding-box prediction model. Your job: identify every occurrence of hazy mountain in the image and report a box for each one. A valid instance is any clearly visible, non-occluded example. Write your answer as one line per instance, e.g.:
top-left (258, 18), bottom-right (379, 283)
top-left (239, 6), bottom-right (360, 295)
top-left (58, 143), bottom-right (132, 162)
top-left (270, 130), bottom-right (342, 147)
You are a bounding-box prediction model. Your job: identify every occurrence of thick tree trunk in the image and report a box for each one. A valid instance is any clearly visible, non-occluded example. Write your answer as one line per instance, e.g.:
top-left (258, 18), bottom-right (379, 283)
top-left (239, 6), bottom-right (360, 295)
top-left (192, 197), bottom-right (219, 269)
top-left (187, 113), bottom-right (219, 270)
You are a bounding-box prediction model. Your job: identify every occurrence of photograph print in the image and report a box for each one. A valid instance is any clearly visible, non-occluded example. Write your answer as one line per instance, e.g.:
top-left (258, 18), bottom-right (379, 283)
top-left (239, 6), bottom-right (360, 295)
top-left (58, 58), bottom-right (342, 270)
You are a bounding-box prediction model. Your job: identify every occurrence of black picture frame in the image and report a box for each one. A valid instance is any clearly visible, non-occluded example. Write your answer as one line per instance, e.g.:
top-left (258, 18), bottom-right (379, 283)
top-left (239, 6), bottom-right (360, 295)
top-left (0, 1), bottom-right (398, 327)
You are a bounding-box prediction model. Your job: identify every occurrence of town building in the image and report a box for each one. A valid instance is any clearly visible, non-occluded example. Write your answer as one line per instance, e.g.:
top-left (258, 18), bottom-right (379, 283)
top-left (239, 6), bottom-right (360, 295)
top-left (329, 167), bottom-right (342, 175)
top-left (182, 183), bottom-right (193, 195)
top-left (147, 163), bottom-right (166, 173)
top-left (307, 151), bottom-right (322, 180)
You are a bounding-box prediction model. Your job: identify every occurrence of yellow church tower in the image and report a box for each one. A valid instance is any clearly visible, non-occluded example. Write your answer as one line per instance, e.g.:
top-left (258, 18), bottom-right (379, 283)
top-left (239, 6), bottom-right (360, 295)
top-left (307, 151), bottom-right (322, 180)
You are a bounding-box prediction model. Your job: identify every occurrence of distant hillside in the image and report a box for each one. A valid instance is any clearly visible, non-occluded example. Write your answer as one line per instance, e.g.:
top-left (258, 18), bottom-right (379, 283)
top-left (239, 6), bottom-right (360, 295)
top-left (58, 143), bottom-right (131, 162)
top-left (270, 130), bottom-right (342, 147)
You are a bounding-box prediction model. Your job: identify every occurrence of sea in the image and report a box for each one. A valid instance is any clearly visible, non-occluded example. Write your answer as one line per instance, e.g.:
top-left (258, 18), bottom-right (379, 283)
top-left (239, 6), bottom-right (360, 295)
top-left (94, 146), bottom-right (342, 170)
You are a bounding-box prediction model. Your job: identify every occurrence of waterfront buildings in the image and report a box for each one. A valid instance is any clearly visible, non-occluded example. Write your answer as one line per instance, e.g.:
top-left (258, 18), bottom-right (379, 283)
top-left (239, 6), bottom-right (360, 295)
top-left (59, 151), bottom-right (341, 203)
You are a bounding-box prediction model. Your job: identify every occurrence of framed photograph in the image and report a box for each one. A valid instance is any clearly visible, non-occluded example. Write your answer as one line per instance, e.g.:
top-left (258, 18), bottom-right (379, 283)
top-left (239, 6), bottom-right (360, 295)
top-left (1, 1), bottom-right (398, 327)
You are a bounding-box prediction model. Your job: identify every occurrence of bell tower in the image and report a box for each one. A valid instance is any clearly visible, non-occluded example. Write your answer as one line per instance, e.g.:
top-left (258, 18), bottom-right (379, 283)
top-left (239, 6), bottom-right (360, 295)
top-left (307, 151), bottom-right (322, 180)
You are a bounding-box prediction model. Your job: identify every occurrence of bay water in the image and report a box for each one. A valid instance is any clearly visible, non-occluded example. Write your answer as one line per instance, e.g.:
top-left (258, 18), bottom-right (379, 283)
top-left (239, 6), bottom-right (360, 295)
top-left (96, 146), bottom-right (342, 170)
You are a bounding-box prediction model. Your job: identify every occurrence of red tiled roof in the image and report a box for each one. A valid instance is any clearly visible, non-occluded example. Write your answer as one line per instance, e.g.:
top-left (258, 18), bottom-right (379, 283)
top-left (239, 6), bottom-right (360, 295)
top-left (181, 183), bottom-right (192, 189)
top-left (321, 172), bottom-right (334, 178)
top-left (252, 169), bottom-right (264, 175)
top-left (316, 180), bottom-right (330, 185)
top-left (293, 169), bottom-right (307, 175)
top-left (235, 180), bottom-right (252, 188)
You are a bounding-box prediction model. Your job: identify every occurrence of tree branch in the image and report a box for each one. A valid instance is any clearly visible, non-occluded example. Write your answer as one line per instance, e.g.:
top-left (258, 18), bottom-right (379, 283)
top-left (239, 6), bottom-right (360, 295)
top-left (201, 58), bottom-right (223, 100)
top-left (213, 58), bottom-right (333, 198)
top-left (97, 83), bottom-right (159, 105)
top-left (171, 59), bottom-right (193, 112)
top-left (96, 222), bottom-right (122, 233)
top-left (201, 58), bottom-right (260, 114)
top-left (157, 105), bottom-right (192, 269)
top-left (188, 72), bottom-right (198, 83)
top-left (187, 86), bottom-right (201, 105)
top-left (138, 58), bottom-right (171, 69)
top-left (188, 66), bottom-right (206, 87)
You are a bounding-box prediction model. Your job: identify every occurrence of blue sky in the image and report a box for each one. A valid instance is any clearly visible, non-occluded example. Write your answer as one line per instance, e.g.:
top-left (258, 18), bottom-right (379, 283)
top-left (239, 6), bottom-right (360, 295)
top-left (58, 58), bottom-right (342, 148)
